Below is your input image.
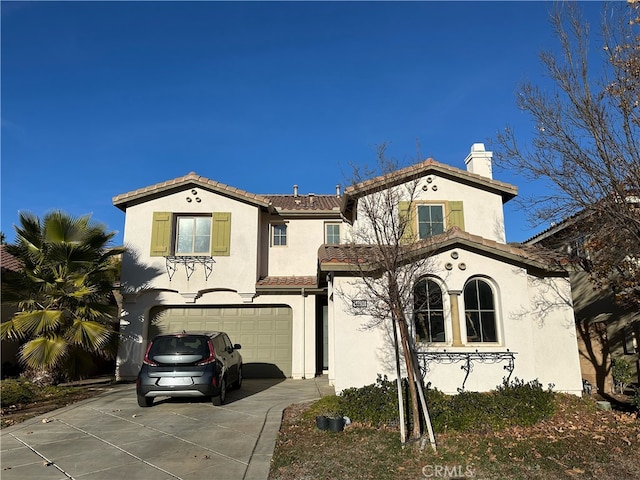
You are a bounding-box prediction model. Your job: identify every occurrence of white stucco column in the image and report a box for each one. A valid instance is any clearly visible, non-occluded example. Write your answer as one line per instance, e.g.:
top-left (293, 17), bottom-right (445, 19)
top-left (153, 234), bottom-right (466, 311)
top-left (448, 290), bottom-right (463, 347)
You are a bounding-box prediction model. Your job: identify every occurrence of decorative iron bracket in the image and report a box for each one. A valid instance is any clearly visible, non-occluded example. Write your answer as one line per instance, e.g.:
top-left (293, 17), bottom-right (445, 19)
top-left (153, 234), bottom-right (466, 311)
top-left (416, 349), bottom-right (516, 393)
top-left (165, 256), bottom-right (215, 281)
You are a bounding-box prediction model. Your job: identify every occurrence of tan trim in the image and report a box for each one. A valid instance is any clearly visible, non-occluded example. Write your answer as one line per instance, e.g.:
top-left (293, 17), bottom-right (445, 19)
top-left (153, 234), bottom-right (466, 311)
top-left (449, 291), bottom-right (463, 347)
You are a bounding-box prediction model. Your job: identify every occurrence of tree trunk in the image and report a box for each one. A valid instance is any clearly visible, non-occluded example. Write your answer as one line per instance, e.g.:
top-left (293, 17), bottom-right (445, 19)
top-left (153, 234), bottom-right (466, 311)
top-left (396, 314), bottom-right (422, 439)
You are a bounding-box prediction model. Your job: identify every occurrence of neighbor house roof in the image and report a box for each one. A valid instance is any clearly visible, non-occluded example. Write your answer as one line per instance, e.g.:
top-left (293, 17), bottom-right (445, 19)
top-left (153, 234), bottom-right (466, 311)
top-left (113, 172), bottom-right (273, 211)
top-left (0, 245), bottom-right (21, 273)
top-left (318, 227), bottom-right (566, 277)
top-left (262, 194), bottom-right (342, 215)
top-left (342, 158), bottom-right (518, 212)
top-left (255, 275), bottom-right (319, 293)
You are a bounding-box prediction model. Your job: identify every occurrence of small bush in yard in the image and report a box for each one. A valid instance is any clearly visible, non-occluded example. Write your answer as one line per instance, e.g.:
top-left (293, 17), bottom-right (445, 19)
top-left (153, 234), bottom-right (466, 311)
top-left (611, 358), bottom-right (633, 394)
top-left (340, 375), bottom-right (400, 426)
top-left (1, 378), bottom-right (39, 407)
top-left (316, 375), bottom-right (555, 433)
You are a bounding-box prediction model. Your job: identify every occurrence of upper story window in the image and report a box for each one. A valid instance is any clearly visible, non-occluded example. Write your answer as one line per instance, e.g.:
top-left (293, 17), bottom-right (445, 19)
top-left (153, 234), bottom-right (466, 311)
top-left (272, 224), bottom-right (287, 246)
top-left (150, 211), bottom-right (231, 257)
top-left (325, 223), bottom-right (341, 244)
top-left (399, 201), bottom-right (464, 244)
top-left (417, 204), bottom-right (444, 239)
top-left (414, 278), bottom-right (445, 343)
top-left (176, 216), bottom-right (212, 255)
top-left (463, 278), bottom-right (497, 343)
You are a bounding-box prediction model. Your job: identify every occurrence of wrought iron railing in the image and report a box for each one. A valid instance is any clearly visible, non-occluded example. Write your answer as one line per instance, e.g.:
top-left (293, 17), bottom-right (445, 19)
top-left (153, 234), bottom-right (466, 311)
top-left (416, 349), bottom-right (516, 392)
top-left (165, 256), bottom-right (215, 281)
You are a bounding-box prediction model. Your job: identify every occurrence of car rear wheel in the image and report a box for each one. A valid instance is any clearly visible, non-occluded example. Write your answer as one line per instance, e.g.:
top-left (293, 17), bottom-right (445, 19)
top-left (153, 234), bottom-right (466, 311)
top-left (137, 394), bottom-right (153, 407)
top-left (232, 366), bottom-right (243, 390)
top-left (212, 377), bottom-right (226, 406)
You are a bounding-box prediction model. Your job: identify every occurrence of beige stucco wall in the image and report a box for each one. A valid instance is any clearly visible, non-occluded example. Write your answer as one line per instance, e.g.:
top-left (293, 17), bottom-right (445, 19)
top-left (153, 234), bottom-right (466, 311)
top-left (329, 247), bottom-right (583, 395)
top-left (266, 216), bottom-right (333, 277)
top-left (120, 187), bottom-right (261, 297)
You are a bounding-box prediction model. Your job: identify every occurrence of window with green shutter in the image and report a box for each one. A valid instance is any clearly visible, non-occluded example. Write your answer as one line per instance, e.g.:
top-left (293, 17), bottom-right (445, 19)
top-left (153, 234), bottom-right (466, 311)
top-left (211, 212), bottom-right (231, 256)
top-left (448, 201), bottom-right (465, 230)
top-left (150, 212), bottom-right (171, 257)
top-left (149, 212), bottom-right (232, 257)
top-left (398, 201), bottom-right (415, 243)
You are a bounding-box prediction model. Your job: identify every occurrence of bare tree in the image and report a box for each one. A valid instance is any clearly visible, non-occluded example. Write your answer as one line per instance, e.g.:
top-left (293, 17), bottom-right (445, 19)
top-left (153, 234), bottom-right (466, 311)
top-left (337, 145), bottom-right (437, 448)
top-left (493, 2), bottom-right (640, 307)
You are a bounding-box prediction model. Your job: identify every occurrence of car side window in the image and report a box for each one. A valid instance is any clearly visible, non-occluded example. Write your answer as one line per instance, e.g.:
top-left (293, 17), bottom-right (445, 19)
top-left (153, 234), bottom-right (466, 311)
top-left (212, 337), bottom-right (225, 356)
top-left (223, 334), bottom-right (234, 352)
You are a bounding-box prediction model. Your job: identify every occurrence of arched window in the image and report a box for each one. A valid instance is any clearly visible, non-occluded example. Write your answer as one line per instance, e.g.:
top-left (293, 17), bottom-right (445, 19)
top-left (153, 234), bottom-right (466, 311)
top-left (463, 278), bottom-right (497, 343)
top-left (414, 278), bottom-right (445, 343)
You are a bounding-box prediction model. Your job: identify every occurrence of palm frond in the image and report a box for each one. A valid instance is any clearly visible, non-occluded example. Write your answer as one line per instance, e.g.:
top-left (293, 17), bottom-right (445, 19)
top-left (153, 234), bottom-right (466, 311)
top-left (13, 309), bottom-right (63, 336)
top-left (66, 319), bottom-right (113, 351)
top-left (19, 335), bottom-right (68, 370)
top-left (1, 319), bottom-right (26, 341)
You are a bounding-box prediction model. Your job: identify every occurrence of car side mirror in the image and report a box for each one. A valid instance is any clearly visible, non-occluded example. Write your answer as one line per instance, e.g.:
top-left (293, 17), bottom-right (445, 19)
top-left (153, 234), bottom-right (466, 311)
top-left (233, 344), bottom-right (241, 350)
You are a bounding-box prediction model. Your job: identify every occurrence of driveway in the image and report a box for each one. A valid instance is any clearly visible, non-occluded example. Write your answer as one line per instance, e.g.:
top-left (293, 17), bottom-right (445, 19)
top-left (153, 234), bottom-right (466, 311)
top-left (1, 377), bottom-right (333, 480)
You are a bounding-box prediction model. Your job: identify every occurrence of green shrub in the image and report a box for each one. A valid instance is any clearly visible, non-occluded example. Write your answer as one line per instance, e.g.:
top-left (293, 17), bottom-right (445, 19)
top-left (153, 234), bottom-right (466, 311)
top-left (611, 358), bottom-right (633, 394)
top-left (308, 375), bottom-right (556, 433)
top-left (1, 378), bottom-right (39, 407)
top-left (494, 377), bottom-right (555, 426)
top-left (426, 378), bottom-right (554, 432)
top-left (303, 394), bottom-right (346, 420)
top-left (340, 375), bottom-right (400, 427)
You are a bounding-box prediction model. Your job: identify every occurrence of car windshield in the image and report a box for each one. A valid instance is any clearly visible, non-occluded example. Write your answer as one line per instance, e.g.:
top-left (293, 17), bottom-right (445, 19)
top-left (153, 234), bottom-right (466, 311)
top-left (149, 335), bottom-right (209, 357)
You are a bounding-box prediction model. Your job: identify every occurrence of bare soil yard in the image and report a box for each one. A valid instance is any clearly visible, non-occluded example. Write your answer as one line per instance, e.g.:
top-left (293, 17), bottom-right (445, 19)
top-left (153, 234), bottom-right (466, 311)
top-left (269, 394), bottom-right (640, 480)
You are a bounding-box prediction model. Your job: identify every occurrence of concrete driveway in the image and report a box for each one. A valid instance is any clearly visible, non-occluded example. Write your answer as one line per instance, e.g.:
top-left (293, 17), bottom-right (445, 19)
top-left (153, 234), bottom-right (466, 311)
top-left (1, 377), bottom-right (333, 480)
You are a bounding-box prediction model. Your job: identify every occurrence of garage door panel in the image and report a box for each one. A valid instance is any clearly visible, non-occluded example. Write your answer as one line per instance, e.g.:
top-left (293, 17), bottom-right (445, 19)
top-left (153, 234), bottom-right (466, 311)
top-left (150, 305), bottom-right (292, 378)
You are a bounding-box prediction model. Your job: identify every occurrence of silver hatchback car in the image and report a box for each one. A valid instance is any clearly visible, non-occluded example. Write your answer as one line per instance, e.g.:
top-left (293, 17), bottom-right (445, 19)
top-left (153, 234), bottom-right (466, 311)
top-left (136, 331), bottom-right (242, 407)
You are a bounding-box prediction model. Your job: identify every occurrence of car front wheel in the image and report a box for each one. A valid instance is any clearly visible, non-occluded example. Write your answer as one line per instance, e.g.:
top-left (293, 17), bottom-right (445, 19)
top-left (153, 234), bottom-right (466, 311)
top-left (212, 377), bottom-right (226, 406)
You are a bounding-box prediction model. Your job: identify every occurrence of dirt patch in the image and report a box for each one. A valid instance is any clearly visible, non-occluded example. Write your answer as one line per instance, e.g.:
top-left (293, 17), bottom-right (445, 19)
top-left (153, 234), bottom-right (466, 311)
top-left (1, 387), bottom-right (108, 428)
top-left (270, 394), bottom-right (640, 480)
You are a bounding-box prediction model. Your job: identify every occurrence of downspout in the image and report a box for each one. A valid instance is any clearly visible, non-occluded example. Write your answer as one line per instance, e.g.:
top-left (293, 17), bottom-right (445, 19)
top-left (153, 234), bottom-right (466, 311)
top-left (302, 287), bottom-right (306, 379)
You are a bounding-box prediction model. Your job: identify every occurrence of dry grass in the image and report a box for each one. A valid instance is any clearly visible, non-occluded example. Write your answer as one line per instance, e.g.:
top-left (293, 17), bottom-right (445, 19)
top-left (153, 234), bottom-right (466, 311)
top-left (269, 394), bottom-right (640, 480)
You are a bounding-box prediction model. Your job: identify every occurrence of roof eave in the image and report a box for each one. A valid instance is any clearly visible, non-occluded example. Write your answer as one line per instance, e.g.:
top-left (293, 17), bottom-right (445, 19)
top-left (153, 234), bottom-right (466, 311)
top-left (113, 179), bottom-right (271, 211)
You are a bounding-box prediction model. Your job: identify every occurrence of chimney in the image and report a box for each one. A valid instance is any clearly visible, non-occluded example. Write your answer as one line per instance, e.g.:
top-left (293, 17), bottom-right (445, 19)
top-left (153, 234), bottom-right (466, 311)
top-left (464, 143), bottom-right (493, 179)
top-left (309, 193), bottom-right (315, 206)
top-left (293, 185), bottom-right (298, 197)
top-left (336, 185), bottom-right (341, 197)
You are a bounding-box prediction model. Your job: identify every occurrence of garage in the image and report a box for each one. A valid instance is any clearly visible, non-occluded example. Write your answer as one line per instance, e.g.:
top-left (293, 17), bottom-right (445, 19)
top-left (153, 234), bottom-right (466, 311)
top-left (148, 305), bottom-right (293, 378)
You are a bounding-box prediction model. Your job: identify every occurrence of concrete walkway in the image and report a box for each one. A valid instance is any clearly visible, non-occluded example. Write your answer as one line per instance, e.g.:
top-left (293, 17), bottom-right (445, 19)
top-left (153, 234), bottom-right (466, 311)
top-left (1, 377), bottom-right (334, 480)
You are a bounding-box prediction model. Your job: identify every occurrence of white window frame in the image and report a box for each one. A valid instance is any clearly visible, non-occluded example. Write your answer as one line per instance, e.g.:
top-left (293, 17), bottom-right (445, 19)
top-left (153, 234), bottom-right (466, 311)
top-left (325, 223), bottom-right (341, 244)
top-left (417, 204), bottom-right (445, 239)
top-left (174, 215), bottom-right (212, 256)
top-left (271, 223), bottom-right (288, 247)
top-left (462, 277), bottom-right (499, 344)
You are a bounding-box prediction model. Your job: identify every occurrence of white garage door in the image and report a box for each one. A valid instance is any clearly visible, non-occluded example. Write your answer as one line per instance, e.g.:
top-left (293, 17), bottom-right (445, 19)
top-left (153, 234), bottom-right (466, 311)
top-left (149, 306), bottom-right (292, 378)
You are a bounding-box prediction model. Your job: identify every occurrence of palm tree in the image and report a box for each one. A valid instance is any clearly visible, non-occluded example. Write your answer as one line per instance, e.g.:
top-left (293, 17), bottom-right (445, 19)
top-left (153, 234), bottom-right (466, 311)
top-left (1, 211), bottom-right (125, 383)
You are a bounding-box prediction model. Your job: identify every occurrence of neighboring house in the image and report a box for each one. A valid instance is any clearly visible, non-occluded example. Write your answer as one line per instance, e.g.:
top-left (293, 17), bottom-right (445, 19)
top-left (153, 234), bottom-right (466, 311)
top-left (1, 245), bottom-right (22, 376)
top-left (525, 216), bottom-right (640, 393)
top-left (114, 144), bottom-right (583, 395)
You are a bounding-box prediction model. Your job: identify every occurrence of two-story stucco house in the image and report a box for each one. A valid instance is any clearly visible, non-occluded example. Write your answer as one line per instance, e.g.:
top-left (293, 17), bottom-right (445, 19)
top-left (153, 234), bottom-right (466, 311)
top-left (114, 144), bottom-right (583, 395)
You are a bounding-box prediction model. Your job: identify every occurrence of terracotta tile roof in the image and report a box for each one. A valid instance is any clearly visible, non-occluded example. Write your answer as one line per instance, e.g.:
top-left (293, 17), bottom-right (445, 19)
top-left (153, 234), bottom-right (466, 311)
top-left (262, 194), bottom-right (341, 212)
top-left (256, 276), bottom-right (318, 289)
top-left (0, 245), bottom-right (21, 272)
top-left (113, 172), bottom-right (272, 210)
top-left (318, 227), bottom-right (565, 275)
top-left (344, 158), bottom-right (517, 202)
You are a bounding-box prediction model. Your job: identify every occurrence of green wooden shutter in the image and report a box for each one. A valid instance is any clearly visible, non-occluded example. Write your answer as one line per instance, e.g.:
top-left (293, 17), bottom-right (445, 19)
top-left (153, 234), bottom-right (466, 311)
top-left (150, 212), bottom-right (171, 257)
top-left (398, 201), bottom-right (415, 243)
top-left (448, 201), bottom-right (465, 231)
top-left (211, 212), bottom-right (231, 256)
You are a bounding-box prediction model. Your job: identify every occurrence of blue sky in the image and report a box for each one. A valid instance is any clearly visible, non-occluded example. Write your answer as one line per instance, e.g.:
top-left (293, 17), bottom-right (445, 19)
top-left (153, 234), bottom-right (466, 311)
top-left (1, 1), bottom-right (605, 246)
